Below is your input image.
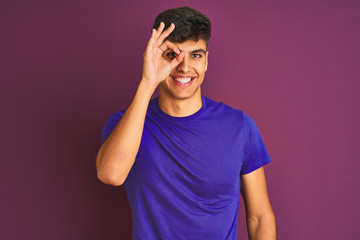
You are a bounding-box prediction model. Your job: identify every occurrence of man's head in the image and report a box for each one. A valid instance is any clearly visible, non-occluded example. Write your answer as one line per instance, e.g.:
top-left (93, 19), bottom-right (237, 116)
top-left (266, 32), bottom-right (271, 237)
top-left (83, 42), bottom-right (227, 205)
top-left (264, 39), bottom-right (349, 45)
top-left (153, 6), bottom-right (211, 47)
top-left (154, 7), bottom-right (211, 103)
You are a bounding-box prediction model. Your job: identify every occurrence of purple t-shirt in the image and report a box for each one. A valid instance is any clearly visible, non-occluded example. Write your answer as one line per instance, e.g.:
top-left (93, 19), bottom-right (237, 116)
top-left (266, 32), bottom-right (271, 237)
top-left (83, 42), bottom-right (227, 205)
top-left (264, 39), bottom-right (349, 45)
top-left (102, 96), bottom-right (271, 239)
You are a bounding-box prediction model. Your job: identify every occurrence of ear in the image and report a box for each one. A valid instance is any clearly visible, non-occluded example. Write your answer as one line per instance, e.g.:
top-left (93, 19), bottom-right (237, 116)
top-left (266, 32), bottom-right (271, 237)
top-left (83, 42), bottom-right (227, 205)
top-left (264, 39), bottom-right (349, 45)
top-left (205, 51), bottom-right (209, 72)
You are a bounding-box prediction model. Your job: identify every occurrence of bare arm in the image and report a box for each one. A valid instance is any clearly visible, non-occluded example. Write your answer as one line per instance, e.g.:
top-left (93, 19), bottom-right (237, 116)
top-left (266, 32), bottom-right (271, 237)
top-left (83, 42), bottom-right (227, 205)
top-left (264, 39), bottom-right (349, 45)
top-left (96, 22), bottom-right (185, 186)
top-left (241, 167), bottom-right (276, 240)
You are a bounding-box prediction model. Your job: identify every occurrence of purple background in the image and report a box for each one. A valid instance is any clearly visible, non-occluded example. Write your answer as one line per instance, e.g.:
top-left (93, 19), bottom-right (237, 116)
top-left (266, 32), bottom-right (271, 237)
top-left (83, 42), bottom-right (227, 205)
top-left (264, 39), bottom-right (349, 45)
top-left (1, 0), bottom-right (359, 239)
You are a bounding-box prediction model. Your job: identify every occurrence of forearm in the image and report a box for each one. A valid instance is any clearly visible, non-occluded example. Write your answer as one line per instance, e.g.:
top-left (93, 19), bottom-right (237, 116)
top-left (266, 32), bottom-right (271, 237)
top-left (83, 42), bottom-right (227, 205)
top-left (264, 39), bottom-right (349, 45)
top-left (247, 211), bottom-right (276, 240)
top-left (96, 80), bottom-right (155, 186)
top-left (96, 22), bottom-right (181, 186)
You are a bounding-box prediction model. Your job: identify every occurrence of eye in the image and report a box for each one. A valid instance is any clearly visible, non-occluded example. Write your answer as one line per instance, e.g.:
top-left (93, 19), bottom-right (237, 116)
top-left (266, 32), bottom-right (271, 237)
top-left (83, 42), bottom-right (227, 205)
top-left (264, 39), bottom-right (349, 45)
top-left (164, 51), bottom-right (177, 60)
top-left (192, 53), bottom-right (202, 58)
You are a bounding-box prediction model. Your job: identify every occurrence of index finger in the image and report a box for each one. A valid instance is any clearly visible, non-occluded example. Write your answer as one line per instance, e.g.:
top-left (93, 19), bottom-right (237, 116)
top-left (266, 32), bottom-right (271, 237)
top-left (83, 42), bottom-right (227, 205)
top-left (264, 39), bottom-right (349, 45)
top-left (159, 40), bottom-right (181, 54)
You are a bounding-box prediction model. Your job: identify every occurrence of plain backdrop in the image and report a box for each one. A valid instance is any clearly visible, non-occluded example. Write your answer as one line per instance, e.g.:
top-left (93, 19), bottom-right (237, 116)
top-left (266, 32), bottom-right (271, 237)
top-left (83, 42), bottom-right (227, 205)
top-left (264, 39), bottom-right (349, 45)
top-left (1, 0), bottom-right (359, 239)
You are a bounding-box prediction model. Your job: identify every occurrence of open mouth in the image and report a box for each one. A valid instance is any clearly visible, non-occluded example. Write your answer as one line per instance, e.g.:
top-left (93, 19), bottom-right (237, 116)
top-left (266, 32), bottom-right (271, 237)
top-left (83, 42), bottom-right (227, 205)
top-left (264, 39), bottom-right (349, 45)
top-left (170, 76), bottom-right (195, 86)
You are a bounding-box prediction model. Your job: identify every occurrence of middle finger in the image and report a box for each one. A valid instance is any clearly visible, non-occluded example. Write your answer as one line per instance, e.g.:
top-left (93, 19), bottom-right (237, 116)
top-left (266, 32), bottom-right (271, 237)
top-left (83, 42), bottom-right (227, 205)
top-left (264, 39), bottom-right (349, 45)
top-left (155, 23), bottom-right (175, 46)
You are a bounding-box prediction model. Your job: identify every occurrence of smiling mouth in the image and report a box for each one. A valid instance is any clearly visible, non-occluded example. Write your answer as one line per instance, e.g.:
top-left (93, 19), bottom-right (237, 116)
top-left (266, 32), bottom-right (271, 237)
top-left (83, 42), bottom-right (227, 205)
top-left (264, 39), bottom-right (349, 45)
top-left (170, 76), bottom-right (195, 85)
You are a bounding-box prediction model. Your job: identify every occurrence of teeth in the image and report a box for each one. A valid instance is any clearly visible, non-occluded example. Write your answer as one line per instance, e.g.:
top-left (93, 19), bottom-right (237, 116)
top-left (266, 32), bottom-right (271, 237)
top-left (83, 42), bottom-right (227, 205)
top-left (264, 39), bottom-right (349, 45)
top-left (174, 77), bottom-right (192, 83)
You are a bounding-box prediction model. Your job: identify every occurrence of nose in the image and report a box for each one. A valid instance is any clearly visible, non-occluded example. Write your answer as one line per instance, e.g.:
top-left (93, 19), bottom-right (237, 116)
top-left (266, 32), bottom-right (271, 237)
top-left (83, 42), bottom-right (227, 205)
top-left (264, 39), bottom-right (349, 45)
top-left (176, 54), bottom-right (190, 73)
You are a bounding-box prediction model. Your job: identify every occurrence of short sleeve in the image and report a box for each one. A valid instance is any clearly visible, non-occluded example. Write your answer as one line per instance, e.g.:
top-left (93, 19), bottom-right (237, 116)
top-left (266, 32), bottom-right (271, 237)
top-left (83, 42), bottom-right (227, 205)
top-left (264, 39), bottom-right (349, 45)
top-left (240, 114), bottom-right (272, 175)
top-left (101, 111), bottom-right (125, 145)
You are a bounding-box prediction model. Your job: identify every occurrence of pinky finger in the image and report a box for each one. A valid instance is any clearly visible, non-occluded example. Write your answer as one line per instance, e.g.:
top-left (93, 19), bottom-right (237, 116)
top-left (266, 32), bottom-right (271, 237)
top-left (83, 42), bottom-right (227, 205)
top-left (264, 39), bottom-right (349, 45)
top-left (145, 29), bottom-right (156, 52)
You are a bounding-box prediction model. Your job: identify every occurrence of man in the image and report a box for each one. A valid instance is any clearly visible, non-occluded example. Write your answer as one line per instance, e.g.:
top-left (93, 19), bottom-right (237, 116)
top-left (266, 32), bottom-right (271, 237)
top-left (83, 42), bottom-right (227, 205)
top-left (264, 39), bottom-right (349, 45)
top-left (96, 6), bottom-right (276, 240)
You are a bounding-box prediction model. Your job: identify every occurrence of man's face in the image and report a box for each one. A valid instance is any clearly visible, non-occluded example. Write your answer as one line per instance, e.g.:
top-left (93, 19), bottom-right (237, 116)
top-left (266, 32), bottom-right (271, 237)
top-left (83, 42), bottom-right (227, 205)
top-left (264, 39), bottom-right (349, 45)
top-left (159, 39), bottom-right (208, 101)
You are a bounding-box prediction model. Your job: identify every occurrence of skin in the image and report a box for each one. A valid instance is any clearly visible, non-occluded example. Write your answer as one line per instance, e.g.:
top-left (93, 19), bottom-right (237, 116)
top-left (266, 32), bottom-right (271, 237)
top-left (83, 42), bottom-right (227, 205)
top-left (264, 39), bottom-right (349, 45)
top-left (96, 22), bottom-right (276, 239)
top-left (158, 39), bottom-right (208, 116)
top-left (241, 167), bottom-right (277, 239)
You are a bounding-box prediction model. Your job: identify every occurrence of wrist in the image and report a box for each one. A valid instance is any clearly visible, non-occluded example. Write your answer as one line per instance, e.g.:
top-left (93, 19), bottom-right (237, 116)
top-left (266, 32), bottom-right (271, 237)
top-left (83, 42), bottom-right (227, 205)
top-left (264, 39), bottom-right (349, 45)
top-left (137, 79), bottom-right (157, 99)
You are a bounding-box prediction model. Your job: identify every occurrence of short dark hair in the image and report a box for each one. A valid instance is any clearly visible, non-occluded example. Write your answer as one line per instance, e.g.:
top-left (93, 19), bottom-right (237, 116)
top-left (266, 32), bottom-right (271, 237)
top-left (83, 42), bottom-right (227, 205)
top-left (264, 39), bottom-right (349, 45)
top-left (153, 6), bottom-right (211, 45)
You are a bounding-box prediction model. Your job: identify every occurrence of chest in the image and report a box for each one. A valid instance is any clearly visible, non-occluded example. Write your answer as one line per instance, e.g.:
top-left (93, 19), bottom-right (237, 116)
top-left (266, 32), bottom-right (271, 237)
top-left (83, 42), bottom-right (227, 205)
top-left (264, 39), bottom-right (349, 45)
top-left (129, 118), bottom-right (246, 198)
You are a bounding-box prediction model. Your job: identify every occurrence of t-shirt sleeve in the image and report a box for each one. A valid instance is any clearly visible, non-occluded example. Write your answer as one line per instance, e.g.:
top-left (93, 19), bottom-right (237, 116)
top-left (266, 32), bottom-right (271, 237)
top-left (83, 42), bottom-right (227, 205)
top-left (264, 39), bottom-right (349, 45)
top-left (101, 111), bottom-right (125, 145)
top-left (240, 113), bottom-right (272, 175)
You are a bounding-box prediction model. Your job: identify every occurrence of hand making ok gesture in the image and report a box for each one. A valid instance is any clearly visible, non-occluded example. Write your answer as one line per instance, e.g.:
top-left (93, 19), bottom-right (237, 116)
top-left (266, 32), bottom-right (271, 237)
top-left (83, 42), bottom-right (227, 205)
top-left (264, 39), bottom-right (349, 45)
top-left (142, 22), bottom-right (185, 87)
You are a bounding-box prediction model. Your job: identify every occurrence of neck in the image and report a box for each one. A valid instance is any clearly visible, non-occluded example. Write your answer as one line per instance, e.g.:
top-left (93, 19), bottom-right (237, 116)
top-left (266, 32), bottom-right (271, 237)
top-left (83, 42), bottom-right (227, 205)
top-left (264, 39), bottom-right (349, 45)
top-left (158, 94), bottom-right (203, 117)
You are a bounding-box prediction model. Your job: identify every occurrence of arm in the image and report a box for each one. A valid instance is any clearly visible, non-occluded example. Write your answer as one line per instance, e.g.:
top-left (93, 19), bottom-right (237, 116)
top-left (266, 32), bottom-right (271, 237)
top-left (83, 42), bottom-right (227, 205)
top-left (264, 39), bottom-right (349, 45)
top-left (241, 167), bottom-right (276, 240)
top-left (96, 22), bottom-right (185, 186)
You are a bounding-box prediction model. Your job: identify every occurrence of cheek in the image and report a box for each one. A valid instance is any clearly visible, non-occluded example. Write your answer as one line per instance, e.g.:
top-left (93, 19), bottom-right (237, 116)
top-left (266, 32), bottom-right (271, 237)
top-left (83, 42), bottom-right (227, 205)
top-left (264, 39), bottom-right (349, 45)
top-left (197, 66), bottom-right (207, 75)
top-left (195, 62), bottom-right (207, 74)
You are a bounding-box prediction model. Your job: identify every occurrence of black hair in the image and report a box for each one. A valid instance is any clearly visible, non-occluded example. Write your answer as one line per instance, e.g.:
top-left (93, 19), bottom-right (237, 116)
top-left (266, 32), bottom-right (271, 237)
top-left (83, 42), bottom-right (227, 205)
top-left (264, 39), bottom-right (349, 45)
top-left (153, 6), bottom-right (211, 45)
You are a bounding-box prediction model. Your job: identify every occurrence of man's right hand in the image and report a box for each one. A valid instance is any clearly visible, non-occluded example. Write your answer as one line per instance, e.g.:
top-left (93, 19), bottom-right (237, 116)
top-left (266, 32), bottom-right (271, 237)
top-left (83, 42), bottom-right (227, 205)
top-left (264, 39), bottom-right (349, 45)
top-left (96, 22), bottom-right (185, 186)
top-left (141, 22), bottom-right (185, 88)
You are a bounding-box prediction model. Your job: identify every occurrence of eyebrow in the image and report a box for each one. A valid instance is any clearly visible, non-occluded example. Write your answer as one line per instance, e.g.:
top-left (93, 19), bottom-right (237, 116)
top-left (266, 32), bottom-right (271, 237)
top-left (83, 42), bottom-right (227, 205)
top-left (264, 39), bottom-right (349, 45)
top-left (192, 49), bottom-right (206, 54)
top-left (164, 48), bottom-right (207, 54)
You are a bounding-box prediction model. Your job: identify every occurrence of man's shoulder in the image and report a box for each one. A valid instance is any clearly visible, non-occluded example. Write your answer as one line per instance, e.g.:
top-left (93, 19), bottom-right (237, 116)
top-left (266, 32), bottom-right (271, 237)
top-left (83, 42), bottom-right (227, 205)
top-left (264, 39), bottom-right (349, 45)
top-left (203, 96), bottom-right (247, 119)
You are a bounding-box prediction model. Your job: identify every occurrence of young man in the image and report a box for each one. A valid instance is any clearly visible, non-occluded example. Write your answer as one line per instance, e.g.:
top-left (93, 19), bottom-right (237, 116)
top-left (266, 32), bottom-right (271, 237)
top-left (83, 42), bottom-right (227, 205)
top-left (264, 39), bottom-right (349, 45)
top-left (96, 6), bottom-right (276, 240)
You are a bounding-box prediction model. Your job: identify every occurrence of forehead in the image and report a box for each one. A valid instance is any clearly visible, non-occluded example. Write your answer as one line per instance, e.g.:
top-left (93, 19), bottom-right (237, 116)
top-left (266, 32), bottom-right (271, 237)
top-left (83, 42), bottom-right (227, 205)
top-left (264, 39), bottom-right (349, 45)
top-left (170, 39), bottom-right (207, 52)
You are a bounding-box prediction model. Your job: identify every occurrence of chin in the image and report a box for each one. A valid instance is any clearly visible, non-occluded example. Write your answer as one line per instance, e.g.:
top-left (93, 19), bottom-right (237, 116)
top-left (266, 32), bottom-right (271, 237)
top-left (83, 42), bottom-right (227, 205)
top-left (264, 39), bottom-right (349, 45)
top-left (170, 88), bottom-right (202, 100)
